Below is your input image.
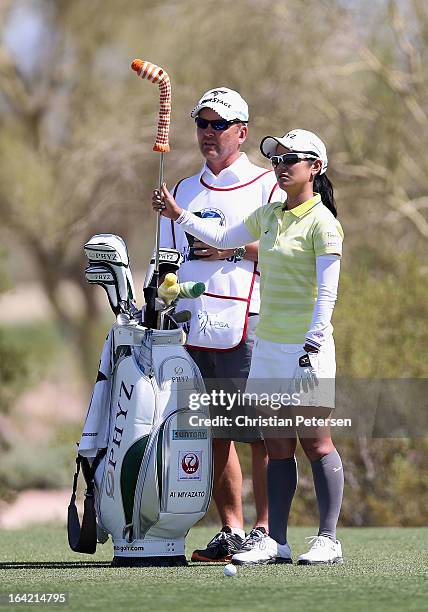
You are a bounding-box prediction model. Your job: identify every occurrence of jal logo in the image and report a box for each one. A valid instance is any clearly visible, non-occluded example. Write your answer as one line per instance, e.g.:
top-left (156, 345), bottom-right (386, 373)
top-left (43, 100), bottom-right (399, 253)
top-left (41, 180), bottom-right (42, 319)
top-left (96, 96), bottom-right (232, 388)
top-left (178, 450), bottom-right (202, 480)
top-left (181, 452), bottom-right (199, 474)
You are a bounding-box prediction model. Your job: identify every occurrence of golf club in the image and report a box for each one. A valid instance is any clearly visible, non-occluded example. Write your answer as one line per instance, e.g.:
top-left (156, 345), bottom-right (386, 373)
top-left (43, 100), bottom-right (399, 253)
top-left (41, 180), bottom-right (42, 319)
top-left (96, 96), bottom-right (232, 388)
top-left (131, 59), bottom-right (172, 328)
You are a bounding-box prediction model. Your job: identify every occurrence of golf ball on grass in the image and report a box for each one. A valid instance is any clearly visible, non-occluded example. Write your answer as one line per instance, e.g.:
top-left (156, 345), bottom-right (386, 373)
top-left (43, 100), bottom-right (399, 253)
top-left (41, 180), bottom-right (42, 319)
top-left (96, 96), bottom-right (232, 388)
top-left (224, 563), bottom-right (237, 577)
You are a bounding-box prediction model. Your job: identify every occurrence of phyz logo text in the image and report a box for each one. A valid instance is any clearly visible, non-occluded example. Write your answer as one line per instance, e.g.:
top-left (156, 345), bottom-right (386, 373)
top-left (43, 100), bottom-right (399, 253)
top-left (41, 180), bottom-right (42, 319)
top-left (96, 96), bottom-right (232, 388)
top-left (87, 251), bottom-right (119, 262)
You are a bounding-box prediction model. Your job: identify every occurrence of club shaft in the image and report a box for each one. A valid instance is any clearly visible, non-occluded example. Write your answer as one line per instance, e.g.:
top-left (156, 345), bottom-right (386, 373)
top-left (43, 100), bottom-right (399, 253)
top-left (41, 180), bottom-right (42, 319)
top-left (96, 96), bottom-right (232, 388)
top-left (154, 152), bottom-right (164, 273)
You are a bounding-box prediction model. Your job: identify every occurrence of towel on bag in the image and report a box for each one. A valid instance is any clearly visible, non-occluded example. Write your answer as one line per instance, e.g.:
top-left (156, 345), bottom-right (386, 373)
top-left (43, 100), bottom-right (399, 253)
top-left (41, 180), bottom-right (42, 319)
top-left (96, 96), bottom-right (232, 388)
top-left (78, 330), bottom-right (113, 457)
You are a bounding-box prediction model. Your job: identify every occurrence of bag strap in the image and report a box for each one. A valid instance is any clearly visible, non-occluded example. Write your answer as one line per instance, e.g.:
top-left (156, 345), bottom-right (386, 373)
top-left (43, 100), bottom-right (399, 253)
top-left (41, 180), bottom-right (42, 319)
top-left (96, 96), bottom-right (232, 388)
top-left (67, 449), bottom-right (106, 554)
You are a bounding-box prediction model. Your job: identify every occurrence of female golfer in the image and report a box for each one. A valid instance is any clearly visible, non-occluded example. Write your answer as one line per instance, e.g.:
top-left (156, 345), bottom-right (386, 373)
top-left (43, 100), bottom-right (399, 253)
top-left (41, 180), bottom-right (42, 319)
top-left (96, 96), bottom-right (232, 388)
top-left (152, 129), bottom-right (344, 566)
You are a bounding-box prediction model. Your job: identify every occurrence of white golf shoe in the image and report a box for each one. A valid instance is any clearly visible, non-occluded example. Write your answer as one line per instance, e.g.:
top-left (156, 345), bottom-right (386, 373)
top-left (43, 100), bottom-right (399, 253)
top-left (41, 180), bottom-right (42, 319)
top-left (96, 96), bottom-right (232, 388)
top-left (297, 535), bottom-right (343, 565)
top-left (231, 531), bottom-right (292, 565)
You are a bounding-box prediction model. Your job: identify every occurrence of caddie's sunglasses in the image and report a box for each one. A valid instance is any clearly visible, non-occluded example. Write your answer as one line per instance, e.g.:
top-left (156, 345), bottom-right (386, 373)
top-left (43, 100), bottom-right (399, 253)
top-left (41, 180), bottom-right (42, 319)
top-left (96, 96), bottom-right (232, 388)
top-left (195, 117), bottom-right (244, 131)
top-left (270, 153), bottom-right (318, 167)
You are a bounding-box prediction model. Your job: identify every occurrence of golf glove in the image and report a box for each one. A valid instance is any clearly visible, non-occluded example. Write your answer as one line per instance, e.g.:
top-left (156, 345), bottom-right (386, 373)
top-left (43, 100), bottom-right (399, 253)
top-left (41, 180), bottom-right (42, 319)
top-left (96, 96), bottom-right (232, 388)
top-left (294, 353), bottom-right (319, 393)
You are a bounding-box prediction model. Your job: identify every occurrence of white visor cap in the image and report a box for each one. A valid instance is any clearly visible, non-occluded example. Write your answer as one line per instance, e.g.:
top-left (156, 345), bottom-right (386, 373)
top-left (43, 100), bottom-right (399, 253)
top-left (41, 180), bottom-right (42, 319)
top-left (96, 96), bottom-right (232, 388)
top-left (260, 129), bottom-right (328, 174)
top-left (191, 87), bottom-right (249, 122)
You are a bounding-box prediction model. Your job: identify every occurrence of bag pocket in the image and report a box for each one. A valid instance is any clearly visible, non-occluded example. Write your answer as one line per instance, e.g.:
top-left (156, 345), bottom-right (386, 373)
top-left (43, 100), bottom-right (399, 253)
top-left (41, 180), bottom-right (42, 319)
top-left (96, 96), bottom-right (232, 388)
top-left (133, 408), bottom-right (212, 540)
top-left (184, 293), bottom-right (249, 350)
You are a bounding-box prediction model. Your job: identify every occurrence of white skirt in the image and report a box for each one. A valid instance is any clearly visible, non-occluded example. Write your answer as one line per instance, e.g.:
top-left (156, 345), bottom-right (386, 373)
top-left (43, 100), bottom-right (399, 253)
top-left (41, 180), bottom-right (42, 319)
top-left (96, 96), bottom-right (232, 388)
top-left (245, 336), bottom-right (336, 409)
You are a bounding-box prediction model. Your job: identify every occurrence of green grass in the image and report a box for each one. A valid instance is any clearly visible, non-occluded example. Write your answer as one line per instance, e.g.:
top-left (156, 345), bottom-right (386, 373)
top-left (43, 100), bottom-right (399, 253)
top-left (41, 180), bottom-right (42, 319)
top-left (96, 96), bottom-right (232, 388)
top-left (0, 527), bottom-right (427, 611)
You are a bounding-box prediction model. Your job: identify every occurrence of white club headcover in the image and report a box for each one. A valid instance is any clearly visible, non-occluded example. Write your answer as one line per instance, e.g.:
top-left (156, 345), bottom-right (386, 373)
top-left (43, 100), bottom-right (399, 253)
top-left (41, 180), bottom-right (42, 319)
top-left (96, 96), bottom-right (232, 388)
top-left (85, 264), bottom-right (119, 312)
top-left (84, 234), bottom-right (129, 267)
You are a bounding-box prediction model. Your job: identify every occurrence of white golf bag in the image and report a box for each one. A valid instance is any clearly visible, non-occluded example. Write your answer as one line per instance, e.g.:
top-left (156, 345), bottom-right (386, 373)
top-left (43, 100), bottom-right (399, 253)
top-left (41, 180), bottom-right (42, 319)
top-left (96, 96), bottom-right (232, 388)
top-left (68, 236), bottom-right (212, 566)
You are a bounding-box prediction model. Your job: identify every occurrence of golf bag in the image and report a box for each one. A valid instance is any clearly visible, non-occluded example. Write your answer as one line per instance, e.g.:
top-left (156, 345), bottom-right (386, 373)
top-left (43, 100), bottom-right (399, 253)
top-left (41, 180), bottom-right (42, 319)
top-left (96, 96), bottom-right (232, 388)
top-left (68, 236), bottom-right (212, 566)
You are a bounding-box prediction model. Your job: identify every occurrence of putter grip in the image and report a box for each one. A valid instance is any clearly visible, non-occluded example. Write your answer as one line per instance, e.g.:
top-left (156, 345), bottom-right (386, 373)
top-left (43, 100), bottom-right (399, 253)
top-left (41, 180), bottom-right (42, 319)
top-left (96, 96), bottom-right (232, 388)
top-left (131, 59), bottom-right (171, 153)
top-left (179, 281), bottom-right (205, 299)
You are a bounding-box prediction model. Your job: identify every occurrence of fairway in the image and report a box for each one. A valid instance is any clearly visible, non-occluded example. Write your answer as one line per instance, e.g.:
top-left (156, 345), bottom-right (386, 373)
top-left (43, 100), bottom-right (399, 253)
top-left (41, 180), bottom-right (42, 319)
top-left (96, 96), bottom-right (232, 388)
top-left (0, 527), bottom-right (427, 611)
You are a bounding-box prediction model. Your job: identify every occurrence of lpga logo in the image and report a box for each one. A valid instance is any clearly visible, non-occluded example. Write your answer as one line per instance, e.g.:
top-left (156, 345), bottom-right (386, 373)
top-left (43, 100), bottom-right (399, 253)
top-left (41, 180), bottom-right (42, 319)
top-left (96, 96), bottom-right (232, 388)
top-left (198, 310), bottom-right (230, 335)
top-left (199, 311), bottom-right (209, 335)
top-left (178, 450), bottom-right (202, 480)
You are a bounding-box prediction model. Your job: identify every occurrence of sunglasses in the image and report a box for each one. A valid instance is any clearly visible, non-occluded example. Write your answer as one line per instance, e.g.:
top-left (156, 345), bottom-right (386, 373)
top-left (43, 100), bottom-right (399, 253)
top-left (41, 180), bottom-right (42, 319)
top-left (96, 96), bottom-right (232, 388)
top-left (270, 153), bottom-right (318, 168)
top-left (195, 117), bottom-right (243, 131)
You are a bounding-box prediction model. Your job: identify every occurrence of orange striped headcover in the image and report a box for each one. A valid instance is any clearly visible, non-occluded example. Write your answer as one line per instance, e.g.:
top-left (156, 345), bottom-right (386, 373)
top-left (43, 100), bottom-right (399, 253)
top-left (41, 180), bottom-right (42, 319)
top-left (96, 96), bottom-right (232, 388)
top-left (131, 59), bottom-right (171, 153)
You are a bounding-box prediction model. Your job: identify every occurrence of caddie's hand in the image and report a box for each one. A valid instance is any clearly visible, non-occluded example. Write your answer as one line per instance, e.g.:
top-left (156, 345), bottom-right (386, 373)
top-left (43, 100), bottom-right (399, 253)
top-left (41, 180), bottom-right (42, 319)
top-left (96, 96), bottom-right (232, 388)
top-left (193, 240), bottom-right (235, 261)
top-left (294, 352), bottom-right (319, 394)
top-left (152, 183), bottom-right (182, 220)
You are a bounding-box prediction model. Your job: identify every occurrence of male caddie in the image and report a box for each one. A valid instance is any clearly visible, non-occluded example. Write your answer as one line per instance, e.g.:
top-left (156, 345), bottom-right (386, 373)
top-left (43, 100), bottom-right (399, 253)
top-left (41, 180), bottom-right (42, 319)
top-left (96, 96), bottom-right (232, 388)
top-left (159, 87), bottom-right (284, 561)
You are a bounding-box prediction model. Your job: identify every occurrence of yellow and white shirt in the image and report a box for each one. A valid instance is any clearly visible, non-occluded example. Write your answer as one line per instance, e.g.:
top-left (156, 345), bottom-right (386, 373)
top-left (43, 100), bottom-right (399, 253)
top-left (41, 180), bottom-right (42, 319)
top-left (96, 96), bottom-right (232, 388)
top-left (177, 194), bottom-right (343, 345)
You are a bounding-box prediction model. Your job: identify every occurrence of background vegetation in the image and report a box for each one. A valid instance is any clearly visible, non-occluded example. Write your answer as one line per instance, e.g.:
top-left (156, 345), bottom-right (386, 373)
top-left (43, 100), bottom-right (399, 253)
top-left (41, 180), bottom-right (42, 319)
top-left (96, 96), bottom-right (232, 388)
top-left (0, 0), bottom-right (426, 526)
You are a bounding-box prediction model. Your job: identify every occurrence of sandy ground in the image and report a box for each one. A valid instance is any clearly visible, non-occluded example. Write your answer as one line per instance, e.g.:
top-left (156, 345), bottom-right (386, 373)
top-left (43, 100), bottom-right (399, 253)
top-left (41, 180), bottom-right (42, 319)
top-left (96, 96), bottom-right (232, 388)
top-left (0, 489), bottom-right (75, 529)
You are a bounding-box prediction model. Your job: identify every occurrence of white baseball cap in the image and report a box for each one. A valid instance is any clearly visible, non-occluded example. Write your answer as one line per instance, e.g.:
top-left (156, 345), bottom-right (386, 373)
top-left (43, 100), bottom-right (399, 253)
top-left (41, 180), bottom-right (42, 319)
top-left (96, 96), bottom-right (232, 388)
top-left (260, 129), bottom-right (328, 174)
top-left (191, 87), bottom-right (249, 122)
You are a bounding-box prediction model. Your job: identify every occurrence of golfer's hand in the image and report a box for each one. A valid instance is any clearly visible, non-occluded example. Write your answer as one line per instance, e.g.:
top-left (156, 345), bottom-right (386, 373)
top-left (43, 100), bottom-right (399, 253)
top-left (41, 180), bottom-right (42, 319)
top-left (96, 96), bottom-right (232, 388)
top-left (294, 353), bottom-right (319, 393)
top-left (152, 184), bottom-right (182, 220)
top-left (193, 240), bottom-right (235, 261)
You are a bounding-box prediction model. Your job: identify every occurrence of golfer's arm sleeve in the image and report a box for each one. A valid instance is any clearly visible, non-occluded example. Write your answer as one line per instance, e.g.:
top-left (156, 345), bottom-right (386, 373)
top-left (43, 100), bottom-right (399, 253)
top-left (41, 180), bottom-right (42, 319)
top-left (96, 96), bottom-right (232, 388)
top-left (305, 255), bottom-right (341, 350)
top-left (176, 210), bottom-right (256, 248)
